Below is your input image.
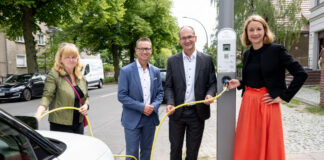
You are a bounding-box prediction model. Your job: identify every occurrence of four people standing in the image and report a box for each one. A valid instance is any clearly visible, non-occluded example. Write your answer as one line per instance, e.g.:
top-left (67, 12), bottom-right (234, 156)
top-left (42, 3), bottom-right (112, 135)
top-left (164, 26), bottom-right (217, 160)
top-left (118, 38), bottom-right (164, 160)
top-left (228, 15), bottom-right (308, 160)
top-left (33, 16), bottom-right (309, 160)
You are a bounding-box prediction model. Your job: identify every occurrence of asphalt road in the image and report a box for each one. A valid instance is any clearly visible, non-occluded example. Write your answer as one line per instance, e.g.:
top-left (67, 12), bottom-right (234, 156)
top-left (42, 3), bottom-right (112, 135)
top-left (0, 84), bottom-right (129, 155)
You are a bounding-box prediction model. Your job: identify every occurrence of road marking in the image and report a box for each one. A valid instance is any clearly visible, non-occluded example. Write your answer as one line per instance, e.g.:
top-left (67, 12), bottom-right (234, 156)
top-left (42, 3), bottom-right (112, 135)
top-left (100, 92), bottom-right (117, 98)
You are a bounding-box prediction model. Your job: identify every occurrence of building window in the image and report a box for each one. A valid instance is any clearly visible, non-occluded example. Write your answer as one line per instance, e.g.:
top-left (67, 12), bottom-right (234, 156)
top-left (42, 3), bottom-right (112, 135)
top-left (37, 34), bottom-right (45, 45)
top-left (16, 54), bottom-right (27, 68)
top-left (16, 36), bottom-right (24, 43)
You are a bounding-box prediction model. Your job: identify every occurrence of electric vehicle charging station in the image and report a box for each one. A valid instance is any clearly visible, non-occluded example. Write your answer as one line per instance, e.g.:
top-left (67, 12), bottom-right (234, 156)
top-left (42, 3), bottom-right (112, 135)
top-left (217, 28), bottom-right (236, 160)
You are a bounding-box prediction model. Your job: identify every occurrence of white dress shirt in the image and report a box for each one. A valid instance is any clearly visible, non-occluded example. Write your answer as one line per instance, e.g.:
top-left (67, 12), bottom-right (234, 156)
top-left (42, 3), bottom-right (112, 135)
top-left (136, 59), bottom-right (151, 105)
top-left (183, 50), bottom-right (197, 104)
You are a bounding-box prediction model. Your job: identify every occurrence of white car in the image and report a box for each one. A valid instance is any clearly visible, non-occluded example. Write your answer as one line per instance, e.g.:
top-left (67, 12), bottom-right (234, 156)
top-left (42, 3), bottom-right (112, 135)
top-left (0, 109), bottom-right (114, 160)
top-left (80, 59), bottom-right (105, 88)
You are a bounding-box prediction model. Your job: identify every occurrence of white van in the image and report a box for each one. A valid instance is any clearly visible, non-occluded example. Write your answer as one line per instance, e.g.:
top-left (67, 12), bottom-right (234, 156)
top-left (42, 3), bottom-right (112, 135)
top-left (80, 59), bottom-right (104, 88)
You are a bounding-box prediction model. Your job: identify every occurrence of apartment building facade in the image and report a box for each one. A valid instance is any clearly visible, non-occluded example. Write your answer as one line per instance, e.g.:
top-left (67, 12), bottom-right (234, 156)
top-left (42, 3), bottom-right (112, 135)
top-left (0, 24), bottom-right (49, 81)
top-left (308, 0), bottom-right (324, 69)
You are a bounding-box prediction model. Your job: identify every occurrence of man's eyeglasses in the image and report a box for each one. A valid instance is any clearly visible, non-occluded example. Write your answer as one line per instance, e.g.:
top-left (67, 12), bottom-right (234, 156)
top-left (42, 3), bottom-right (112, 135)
top-left (180, 35), bottom-right (195, 41)
top-left (136, 48), bottom-right (152, 52)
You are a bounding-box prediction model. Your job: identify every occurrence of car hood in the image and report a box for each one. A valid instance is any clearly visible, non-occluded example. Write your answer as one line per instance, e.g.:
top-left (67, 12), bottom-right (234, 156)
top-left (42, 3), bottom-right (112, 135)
top-left (37, 130), bottom-right (114, 160)
top-left (0, 83), bottom-right (25, 89)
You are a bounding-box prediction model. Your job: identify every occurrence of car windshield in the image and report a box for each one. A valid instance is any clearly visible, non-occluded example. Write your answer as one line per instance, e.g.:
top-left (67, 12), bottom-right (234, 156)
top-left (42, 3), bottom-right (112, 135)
top-left (4, 75), bottom-right (31, 83)
top-left (160, 70), bottom-right (166, 81)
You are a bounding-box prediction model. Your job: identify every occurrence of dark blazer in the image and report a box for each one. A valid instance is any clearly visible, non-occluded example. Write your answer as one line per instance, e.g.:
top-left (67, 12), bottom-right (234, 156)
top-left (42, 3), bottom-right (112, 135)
top-left (118, 62), bottom-right (164, 129)
top-left (239, 43), bottom-right (308, 102)
top-left (165, 51), bottom-right (217, 121)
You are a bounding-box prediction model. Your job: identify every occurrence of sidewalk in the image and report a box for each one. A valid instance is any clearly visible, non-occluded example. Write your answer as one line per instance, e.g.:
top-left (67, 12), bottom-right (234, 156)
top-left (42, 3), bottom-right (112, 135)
top-left (285, 87), bottom-right (324, 160)
top-left (141, 87), bottom-right (324, 160)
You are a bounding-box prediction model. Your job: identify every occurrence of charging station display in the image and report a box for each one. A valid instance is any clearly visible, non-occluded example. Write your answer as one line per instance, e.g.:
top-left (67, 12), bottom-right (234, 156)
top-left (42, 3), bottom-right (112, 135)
top-left (217, 28), bottom-right (236, 73)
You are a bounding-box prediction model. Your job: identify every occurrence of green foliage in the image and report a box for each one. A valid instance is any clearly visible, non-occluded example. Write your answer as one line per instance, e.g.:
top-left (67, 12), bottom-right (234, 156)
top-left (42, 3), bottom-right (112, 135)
top-left (151, 48), bottom-right (173, 68)
top-left (233, 0), bottom-right (303, 50)
top-left (290, 99), bottom-right (303, 105)
top-left (0, 0), bottom-right (88, 73)
top-left (104, 77), bottom-right (116, 83)
top-left (212, 0), bottom-right (304, 55)
top-left (59, 0), bottom-right (178, 80)
top-left (206, 34), bottom-right (217, 66)
top-left (305, 106), bottom-right (324, 115)
top-left (103, 64), bottom-right (114, 72)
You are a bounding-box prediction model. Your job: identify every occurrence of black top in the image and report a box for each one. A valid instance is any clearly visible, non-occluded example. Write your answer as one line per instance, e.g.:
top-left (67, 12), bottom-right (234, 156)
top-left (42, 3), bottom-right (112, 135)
top-left (73, 85), bottom-right (84, 126)
top-left (238, 43), bottom-right (308, 102)
top-left (245, 46), bottom-right (266, 88)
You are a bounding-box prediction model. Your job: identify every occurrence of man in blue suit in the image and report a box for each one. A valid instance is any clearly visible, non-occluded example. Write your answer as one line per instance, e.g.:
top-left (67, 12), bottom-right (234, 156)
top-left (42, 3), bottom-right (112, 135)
top-left (118, 37), bottom-right (164, 160)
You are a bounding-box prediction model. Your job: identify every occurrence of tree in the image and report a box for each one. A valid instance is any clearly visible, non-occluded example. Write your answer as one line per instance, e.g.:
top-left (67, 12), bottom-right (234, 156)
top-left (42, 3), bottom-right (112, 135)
top-left (65, 0), bottom-right (178, 80)
top-left (71, 0), bottom-right (126, 80)
top-left (0, 0), bottom-right (87, 73)
top-left (212, 0), bottom-right (304, 63)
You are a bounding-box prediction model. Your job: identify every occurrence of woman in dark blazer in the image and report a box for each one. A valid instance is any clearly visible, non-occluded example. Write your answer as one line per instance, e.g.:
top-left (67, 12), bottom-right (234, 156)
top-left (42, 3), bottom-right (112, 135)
top-left (228, 15), bottom-right (308, 160)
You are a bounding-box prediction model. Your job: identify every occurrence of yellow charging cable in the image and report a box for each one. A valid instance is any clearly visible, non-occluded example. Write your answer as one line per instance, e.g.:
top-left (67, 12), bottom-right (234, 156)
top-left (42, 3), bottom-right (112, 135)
top-left (150, 86), bottom-right (228, 160)
top-left (40, 107), bottom-right (93, 137)
top-left (39, 86), bottom-right (228, 160)
top-left (40, 107), bottom-right (137, 160)
top-left (113, 154), bottom-right (137, 160)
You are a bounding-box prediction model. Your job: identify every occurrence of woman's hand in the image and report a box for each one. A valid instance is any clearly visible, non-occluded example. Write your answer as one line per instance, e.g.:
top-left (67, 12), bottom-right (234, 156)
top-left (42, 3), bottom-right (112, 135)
top-left (79, 104), bottom-right (89, 116)
top-left (34, 105), bottom-right (46, 123)
top-left (227, 79), bottom-right (240, 90)
top-left (262, 93), bottom-right (283, 105)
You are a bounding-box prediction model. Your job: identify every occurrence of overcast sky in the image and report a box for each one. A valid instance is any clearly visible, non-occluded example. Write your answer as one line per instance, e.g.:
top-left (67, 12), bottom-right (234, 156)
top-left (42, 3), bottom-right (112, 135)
top-left (171, 0), bottom-right (217, 52)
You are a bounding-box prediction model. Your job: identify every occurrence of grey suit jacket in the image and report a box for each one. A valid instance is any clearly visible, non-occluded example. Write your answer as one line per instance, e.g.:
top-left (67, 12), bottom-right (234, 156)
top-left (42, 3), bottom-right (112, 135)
top-left (165, 51), bottom-right (217, 120)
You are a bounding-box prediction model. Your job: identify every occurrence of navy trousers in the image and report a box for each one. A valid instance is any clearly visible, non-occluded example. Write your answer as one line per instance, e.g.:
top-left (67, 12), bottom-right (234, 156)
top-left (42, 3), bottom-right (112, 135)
top-left (124, 115), bottom-right (156, 160)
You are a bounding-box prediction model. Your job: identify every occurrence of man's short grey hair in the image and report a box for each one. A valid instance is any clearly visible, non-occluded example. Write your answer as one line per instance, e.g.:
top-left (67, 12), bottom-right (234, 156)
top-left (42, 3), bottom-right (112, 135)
top-left (178, 26), bottom-right (196, 37)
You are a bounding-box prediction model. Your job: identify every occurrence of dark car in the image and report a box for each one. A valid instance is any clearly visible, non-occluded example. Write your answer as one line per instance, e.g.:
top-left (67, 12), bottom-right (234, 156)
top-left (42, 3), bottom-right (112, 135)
top-left (160, 69), bottom-right (166, 103)
top-left (0, 73), bottom-right (46, 101)
top-left (160, 69), bottom-right (166, 90)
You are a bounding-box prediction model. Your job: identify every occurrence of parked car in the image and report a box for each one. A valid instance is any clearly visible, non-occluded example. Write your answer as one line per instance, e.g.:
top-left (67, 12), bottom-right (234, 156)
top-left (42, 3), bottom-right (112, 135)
top-left (160, 69), bottom-right (166, 103)
top-left (80, 59), bottom-right (105, 88)
top-left (160, 69), bottom-right (166, 90)
top-left (0, 108), bottom-right (114, 160)
top-left (0, 73), bottom-right (46, 101)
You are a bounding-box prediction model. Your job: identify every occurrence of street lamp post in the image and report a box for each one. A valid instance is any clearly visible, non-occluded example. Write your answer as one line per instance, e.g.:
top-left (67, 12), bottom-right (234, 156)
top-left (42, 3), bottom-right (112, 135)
top-left (183, 16), bottom-right (208, 54)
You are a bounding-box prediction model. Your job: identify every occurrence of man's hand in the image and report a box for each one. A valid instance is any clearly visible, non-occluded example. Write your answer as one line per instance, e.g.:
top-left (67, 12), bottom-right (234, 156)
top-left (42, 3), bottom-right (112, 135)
top-left (204, 95), bottom-right (214, 105)
top-left (166, 105), bottom-right (175, 116)
top-left (143, 105), bottom-right (154, 116)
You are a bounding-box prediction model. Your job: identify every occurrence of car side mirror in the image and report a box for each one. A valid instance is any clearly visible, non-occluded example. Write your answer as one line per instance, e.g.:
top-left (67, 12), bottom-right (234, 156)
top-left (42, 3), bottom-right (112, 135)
top-left (15, 116), bottom-right (38, 130)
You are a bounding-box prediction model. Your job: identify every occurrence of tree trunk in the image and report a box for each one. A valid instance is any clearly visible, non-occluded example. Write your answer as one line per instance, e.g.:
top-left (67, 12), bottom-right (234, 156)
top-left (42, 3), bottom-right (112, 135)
top-left (21, 6), bottom-right (38, 73)
top-left (129, 42), bottom-right (135, 63)
top-left (112, 43), bottom-right (120, 81)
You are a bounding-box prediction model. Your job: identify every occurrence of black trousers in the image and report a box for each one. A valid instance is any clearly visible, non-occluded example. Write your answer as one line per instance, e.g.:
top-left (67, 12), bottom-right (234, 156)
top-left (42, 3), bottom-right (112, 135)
top-left (50, 122), bottom-right (84, 134)
top-left (169, 107), bottom-right (205, 160)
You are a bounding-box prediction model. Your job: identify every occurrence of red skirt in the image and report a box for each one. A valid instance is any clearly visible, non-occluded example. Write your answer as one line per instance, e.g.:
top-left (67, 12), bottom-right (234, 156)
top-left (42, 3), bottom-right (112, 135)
top-left (233, 87), bottom-right (285, 160)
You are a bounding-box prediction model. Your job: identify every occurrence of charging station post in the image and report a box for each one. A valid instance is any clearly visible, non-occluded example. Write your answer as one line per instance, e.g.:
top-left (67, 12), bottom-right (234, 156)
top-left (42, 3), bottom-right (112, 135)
top-left (217, 28), bottom-right (236, 160)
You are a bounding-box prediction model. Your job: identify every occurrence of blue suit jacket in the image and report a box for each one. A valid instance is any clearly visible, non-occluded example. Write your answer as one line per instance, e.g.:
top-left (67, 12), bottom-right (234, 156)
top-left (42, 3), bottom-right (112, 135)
top-left (118, 62), bottom-right (164, 129)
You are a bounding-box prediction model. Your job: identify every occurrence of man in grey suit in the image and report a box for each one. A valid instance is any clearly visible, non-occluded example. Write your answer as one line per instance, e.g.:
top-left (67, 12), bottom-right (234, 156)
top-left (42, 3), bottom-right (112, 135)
top-left (118, 38), bottom-right (164, 160)
top-left (165, 26), bottom-right (217, 160)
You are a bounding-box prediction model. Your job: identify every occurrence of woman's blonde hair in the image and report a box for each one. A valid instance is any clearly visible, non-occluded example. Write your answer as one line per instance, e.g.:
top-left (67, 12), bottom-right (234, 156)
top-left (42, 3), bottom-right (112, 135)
top-left (53, 43), bottom-right (83, 79)
top-left (241, 15), bottom-right (275, 46)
